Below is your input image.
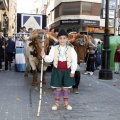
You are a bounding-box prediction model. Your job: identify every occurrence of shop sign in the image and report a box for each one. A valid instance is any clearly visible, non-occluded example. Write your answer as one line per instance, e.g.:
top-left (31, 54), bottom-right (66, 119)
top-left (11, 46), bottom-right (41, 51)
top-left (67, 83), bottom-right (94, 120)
top-left (88, 27), bottom-right (114, 34)
top-left (80, 20), bottom-right (100, 26)
top-left (60, 20), bottom-right (80, 25)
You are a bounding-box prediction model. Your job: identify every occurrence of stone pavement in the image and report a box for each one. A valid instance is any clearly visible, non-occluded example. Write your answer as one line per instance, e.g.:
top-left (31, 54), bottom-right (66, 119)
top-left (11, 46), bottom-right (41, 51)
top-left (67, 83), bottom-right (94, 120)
top-left (0, 63), bottom-right (120, 120)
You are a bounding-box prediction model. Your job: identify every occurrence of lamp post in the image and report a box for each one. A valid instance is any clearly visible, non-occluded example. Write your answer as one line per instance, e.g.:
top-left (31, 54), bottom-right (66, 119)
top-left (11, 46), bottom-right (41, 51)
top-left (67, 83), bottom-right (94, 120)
top-left (99, 0), bottom-right (113, 80)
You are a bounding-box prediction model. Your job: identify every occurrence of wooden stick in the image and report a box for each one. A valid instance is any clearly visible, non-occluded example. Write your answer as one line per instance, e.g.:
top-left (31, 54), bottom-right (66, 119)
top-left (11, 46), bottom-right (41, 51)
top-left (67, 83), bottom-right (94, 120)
top-left (37, 34), bottom-right (45, 116)
top-left (4, 38), bottom-right (6, 70)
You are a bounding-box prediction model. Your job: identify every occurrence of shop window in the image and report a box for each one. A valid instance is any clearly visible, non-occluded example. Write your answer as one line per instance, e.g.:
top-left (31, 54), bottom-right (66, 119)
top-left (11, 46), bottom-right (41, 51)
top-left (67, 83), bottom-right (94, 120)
top-left (82, 2), bottom-right (92, 15)
top-left (54, 2), bottom-right (80, 18)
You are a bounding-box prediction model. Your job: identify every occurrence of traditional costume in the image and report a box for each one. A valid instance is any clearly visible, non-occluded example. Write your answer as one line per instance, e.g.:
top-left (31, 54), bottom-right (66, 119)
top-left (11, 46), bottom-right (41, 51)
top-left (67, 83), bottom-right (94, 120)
top-left (44, 45), bottom-right (77, 88)
top-left (43, 29), bottom-right (77, 110)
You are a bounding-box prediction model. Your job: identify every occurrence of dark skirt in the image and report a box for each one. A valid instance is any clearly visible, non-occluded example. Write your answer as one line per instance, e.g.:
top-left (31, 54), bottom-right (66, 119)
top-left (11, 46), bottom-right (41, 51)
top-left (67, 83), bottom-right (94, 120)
top-left (50, 67), bottom-right (75, 88)
top-left (114, 51), bottom-right (120, 62)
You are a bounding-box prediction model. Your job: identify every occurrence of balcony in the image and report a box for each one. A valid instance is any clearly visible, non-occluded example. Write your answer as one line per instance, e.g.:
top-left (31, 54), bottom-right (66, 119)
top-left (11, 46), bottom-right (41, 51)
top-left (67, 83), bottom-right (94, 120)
top-left (0, 0), bottom-right (8, 10)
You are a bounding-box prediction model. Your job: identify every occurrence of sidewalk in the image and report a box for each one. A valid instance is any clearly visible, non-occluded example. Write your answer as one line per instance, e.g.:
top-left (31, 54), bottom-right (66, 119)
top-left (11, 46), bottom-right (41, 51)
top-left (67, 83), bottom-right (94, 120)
top-left (0, 63), bottom-right (120, 120)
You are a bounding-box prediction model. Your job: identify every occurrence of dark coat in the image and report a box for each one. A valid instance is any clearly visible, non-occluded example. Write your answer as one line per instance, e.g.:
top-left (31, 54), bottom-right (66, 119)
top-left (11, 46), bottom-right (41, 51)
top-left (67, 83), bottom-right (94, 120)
top-left (114, 48), bottom-right (120, 62)
top-left (6, 39), bottom-right (15, 54)
top-left (0, 37), bottom-right (5, 57)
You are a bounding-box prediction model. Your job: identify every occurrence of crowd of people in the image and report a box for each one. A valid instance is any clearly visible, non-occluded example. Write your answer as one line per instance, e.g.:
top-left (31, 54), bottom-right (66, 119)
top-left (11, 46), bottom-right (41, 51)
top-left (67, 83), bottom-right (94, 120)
top-left (0, 31), bottom-right (15, 71)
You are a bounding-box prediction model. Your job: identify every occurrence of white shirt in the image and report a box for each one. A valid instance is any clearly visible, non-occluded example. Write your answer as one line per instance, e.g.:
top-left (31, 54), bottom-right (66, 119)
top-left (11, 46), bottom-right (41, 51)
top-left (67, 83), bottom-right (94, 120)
top-left (44, 45), bottom-right (77, 74)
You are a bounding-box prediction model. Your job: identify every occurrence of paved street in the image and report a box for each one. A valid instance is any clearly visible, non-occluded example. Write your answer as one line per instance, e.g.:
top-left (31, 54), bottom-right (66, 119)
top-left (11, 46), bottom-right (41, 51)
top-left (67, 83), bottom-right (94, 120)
top-left (0, 63), bottom-right (120, 120)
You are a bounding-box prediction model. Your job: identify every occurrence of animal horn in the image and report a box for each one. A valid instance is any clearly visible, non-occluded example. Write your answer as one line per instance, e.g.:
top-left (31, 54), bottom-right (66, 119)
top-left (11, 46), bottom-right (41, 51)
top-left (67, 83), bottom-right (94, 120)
top-left (87, 35), bottom-right (96, 48)
top-left (21, 36), bottom-right (30, 40)
top-left (46, 34), bottom-right (58, 43)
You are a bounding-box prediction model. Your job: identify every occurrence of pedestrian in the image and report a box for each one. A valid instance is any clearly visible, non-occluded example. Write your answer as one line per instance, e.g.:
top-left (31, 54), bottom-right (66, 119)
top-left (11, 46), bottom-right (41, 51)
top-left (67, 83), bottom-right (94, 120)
top-left (114, 44), bottom-right (120, 74)
top-left (19, 27), bottom-right (24, 33)
top-left (84, 36), bottom-right (97, 75)
top-left (6, 36), bottom-right (15, 70)
top-left (97, 41), bottom-right (102, 55)
top-left (0, 31), bottom-right (5, 71)
top-left (28, 28), bottom-right (33, 33)
top-left (72, 65), bottom-right (80, 94)
top-left (41, 29), bottom-right (77, 110)
top-left (23, 26), bottom-right (28, 33)
top-left (0, 32), bottom-right (8, 71)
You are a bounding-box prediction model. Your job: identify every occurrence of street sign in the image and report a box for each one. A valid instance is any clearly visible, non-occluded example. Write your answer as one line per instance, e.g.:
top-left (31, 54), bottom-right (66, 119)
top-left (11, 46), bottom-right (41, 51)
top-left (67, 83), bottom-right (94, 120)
top-left (101, 8), bottom-right (115, 19)
top-left (101, 0), bottom-right (116, 19)
top-left (102, 0), bottom-right (116, 9)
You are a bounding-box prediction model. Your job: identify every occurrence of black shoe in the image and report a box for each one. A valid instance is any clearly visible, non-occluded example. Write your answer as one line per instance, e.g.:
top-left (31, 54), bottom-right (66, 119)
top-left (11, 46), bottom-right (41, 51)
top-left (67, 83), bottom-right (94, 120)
top-left (114, 72), bottom-right (119, 74)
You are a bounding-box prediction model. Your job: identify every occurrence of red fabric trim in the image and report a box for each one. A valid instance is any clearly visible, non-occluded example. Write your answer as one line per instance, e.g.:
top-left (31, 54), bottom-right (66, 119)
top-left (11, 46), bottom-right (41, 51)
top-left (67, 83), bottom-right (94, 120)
top-left (57, 61), bottom-right (70, 71)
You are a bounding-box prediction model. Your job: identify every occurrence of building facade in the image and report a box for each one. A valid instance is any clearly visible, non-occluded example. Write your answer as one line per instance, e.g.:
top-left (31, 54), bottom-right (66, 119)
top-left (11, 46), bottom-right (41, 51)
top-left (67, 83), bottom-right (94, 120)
top-left (8, 0), bottom-right (17, 35)
top-left (0, 0), bottom-right (17, 36)
top-left (31, 0), bottom-right (118, 39)
top-left (46, 0), bottom-right (115, 38)
top-left (0, 0), bottom-right (9, 35)
top-left (32, 0), bottom-right (47, 15)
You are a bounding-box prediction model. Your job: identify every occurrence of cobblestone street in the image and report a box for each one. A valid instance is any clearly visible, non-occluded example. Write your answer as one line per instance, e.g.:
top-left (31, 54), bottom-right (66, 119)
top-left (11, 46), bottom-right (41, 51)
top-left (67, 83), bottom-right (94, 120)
top-left (0, 64), bottom-right (120, 120)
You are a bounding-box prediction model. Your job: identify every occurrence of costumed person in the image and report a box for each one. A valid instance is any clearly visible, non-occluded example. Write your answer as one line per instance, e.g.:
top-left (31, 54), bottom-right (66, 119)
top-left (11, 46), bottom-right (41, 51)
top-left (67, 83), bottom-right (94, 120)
top-left (41, 29), bottom-right (77, 110)
top-left (84, 36), bottom-right (97, 75)
top-left (114, 44), bottom-right (120, 74)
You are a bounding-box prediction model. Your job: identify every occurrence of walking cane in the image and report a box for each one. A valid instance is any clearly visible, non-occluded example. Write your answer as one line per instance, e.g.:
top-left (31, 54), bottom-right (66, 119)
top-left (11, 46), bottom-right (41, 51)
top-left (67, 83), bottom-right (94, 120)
top-left (4, 38), bottom-right (6, 70)
top-left (37, 34), bottom-right (45, 116)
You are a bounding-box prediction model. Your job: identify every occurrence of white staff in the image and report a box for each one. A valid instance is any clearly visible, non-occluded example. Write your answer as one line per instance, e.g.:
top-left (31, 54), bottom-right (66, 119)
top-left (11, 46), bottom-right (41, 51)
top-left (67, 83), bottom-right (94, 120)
top-left (37, 34), bottom-right (45, 116)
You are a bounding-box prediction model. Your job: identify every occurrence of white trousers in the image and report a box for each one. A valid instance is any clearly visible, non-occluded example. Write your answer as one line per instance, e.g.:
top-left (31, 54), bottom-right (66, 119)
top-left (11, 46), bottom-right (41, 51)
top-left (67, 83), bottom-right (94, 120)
top-left (115, 62), bottom-right (120, 72)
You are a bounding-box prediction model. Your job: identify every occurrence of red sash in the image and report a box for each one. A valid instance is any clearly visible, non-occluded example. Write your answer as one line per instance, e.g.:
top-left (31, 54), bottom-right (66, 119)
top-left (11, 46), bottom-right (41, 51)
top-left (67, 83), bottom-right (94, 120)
top-left (57, 61), bottom-right (70, 71)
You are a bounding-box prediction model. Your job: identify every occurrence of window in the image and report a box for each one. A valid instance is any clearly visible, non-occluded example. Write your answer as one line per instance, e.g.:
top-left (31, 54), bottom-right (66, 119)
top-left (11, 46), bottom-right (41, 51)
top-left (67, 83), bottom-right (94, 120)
top-left (82, 2), bottom-right (92, 15)
top-left (91, 3), bottom-right (101, 16)
top-left (62, 2), bottom-right (80, 15)
top-left (54, 5), bottom-right (60, 18)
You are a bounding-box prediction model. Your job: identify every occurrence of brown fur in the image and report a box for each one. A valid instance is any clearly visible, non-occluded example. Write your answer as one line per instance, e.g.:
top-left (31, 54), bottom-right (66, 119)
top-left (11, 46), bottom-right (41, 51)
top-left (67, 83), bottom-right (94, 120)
top-left (25, 29), bottom-right (50, 85)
